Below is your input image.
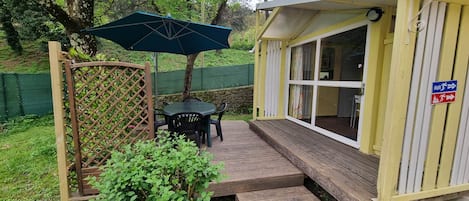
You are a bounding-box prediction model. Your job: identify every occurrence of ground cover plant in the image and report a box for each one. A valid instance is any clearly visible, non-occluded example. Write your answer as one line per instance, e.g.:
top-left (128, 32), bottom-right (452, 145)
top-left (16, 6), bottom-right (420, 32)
top-left (89, 131), bottom-right (224, 201)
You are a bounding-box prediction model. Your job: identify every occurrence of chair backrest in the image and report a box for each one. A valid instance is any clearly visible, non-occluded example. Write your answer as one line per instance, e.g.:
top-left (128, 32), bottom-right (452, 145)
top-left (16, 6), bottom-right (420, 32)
top-left (217, 102), bottom-right (228, 121)
top-left (167, 112), bottom-right (204, 136)
top-left (183, 96), bottom-right (202, 102)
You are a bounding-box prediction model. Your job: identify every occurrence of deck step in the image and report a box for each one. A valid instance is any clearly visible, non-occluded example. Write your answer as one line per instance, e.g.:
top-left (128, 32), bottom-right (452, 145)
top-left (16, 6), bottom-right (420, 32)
top-left (249, 120), bottom-right (379, 201)
top-left (235, 186), bottom-right (320, 201)
top-left (207, 121), bottom-right (305, 197)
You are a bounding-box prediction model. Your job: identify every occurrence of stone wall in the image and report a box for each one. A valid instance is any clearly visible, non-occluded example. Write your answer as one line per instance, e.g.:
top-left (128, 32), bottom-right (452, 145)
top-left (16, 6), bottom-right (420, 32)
top-left (156, 86), bottom-right (253, 114)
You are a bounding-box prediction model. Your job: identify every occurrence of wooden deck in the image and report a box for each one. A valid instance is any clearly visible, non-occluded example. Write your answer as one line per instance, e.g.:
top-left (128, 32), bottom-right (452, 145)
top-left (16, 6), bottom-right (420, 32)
top-left (249, 119), bottom-right (379, 201)
top-left (206, 120), bottom-right (305, 197)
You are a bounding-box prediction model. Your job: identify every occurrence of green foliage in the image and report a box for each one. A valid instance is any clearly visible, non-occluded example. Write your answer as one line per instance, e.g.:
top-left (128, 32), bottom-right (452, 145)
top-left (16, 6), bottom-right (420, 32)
top-left (0, 115), bottom-right (53, 135)
top-left (95, 38), bottom-right (254, 71)
top-left (0, 2), bottom-right (23, 55)
top-left (0, 0), bottom-right (65, 53)
top-left (69, 47), bottom-right (118, 62)
top-left (223, 2), bottom-right (254, 31)
top-left (230, 28), bottom-right (255, 50)
top-left (153, 0), bottom-right (224, 23)
top-left (88, 131), bottom-right (224, 201)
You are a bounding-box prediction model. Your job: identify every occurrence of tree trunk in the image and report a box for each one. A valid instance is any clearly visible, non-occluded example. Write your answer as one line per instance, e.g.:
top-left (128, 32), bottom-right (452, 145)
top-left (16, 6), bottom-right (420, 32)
top-left (182, 0), bottom-right (227, 98)
top-left (36, 0), bottom-right (97, 55)
top-left (182, 53), bottom-right (200, 99)
top-left (210, 0), bottom-right (227, 25)
top-left (0, 2), bottom-right (23, 55)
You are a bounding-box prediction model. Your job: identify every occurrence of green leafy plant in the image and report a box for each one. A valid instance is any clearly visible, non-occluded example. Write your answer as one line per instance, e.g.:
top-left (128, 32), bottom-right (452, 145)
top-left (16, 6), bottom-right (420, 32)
top-left (88, 130), bottom-right (224, 201)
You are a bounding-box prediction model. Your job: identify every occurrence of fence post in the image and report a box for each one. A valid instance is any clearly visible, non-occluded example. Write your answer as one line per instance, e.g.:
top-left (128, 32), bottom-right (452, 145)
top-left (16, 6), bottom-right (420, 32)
top-left (1, 74), bottom-right (7, 121)
top-left (48, 41), bottom-right (70, 201)
top-left (14, 74), bottom-right (25, 116)
top-left (201, 66), bottom-right (204, 90)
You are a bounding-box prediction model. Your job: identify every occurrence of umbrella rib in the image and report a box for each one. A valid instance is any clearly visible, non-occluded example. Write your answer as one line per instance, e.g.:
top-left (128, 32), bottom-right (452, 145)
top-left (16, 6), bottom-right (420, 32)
top-left (86, 20), bottom-right (165, 31)
top-left (130, 31), bottom-right (154, 50)
top-left (176, 39), bottom-right (186, 55)
top-left (171, 21), bottom-right (229, 48)
top-left (144, 24), bottom-right (171, 40)
top-left (170, 22), bottom-right (195, 39)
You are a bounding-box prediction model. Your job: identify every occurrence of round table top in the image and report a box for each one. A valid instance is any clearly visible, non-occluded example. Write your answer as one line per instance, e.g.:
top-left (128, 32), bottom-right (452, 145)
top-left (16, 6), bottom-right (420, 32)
top-left (163, 102), bottom-right (216, 116)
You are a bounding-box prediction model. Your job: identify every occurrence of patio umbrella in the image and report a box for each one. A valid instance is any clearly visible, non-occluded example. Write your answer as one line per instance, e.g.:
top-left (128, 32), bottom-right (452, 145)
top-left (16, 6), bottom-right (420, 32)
top-left (83, 11), bottom-right (232, 99)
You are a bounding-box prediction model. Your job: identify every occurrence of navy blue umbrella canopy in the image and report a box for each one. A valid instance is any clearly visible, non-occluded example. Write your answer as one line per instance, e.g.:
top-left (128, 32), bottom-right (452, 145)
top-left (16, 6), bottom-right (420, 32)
top-left (83, 11), bottom-right (232, 55)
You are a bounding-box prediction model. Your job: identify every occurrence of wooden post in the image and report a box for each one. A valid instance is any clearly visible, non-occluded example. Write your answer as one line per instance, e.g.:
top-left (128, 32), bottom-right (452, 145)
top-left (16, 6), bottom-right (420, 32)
top-left (253, 10), bottom-right (261, 119)
top-left (439, 4), bottom-right (469, 188)
top-left (377, 0), bottom-right (419, 200)
top-left (359, 6), bottom-right (392, 154)
top-left (258, 40), bottom-right (268, 118)
top-left (277, 40), bottom-right (287, 117)
top-left (48, 41), bottom-right (70, 201)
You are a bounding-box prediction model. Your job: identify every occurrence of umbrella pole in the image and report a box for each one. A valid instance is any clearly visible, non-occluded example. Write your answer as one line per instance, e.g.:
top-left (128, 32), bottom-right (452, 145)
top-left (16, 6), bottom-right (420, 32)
top-left (154, 52), bottom-right (158, 108)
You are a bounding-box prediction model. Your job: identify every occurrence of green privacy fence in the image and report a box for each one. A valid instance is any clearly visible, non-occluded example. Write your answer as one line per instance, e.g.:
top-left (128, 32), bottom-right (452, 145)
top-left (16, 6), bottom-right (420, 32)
top-left (0, 64), bottom-right (254, 121)
top-left (156, 64), bottom-right (254, 94)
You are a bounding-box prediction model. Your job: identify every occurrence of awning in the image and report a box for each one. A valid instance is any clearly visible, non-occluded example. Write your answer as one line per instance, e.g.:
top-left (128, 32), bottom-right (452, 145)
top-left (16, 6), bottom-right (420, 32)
top-left (256, 0), bottom-right (396, 11)
top-left (256, 0), bottom-right (396, 40)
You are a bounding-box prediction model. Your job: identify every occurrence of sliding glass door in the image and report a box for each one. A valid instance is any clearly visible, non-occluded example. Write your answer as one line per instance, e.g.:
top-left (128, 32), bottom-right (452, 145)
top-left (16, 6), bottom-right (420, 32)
top-left (287, 23), bottom-right (368, 148)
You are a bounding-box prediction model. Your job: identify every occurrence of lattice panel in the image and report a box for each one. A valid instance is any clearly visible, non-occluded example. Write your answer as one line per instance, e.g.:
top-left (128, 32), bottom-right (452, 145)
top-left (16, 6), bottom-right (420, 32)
top-left (65, 61), bottom-right (154, 195)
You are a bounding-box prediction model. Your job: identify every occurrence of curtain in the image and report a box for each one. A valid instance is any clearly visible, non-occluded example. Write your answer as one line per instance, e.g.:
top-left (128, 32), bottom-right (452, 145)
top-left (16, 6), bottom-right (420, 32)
top-left (302, 45), bottom-right (313, 118)
top-left (289, 46), bottom-right (303, 118)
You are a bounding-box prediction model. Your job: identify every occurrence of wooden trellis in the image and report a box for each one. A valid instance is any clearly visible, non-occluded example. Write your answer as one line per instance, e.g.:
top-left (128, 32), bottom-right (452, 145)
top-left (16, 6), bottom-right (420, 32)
top-left (49, 41), bottom-right (155, 200)
top-left (66, 61), bottom-right (155, 195)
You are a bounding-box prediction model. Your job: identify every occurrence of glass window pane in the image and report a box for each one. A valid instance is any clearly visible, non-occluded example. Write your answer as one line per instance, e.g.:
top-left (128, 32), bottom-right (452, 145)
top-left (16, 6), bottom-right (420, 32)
top-left (288, 84), bottom-right (313, 124)
top-left (320, 26), bottom-right (367, 81)
top-left (315, 86), bottom-right (360, 140)
top-left (290, 42), bottom-right (316, 80)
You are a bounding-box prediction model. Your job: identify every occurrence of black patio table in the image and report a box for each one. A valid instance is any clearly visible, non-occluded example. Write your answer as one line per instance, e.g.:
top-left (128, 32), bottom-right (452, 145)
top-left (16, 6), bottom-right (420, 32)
top-left (163, 102), bottom-right (216, 147)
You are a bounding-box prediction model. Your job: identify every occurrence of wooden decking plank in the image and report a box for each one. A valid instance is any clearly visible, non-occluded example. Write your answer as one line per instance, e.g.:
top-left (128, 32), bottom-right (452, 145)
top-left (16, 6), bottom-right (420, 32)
top-left (207, 121), bottom-right (305, 197)
top-left (264, 120), bottom-right (379, 187)
top-left (262, 121), bottom-right (378, 183)
top-left (236, 186), bottom-right (320, 201)
top-left (263, 119), bottom-right (379, 176)
top-left (250, 120), bottom-right (379, 201)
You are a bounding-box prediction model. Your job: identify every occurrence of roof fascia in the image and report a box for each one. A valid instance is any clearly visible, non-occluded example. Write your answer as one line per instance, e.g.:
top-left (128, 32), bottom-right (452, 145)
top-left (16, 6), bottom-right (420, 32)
top-left (256, 7), bottom-right (283, 40)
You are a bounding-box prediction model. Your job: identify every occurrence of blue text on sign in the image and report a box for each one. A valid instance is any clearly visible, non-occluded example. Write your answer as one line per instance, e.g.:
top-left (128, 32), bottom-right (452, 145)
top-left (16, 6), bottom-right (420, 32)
top-left (432, 80), bottom-right (457, 93)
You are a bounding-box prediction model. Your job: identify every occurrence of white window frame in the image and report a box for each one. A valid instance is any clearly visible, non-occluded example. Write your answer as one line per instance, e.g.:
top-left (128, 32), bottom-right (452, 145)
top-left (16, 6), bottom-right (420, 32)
top-left (284, 21), bottom-right (371, 148)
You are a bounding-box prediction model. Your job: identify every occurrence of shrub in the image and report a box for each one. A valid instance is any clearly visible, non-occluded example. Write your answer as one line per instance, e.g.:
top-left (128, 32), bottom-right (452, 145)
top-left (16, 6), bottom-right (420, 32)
top-left (88, 131), bottom-right (224, 201)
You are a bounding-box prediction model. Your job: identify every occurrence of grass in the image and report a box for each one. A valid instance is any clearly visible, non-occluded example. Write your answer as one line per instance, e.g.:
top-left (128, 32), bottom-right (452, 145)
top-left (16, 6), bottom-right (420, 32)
top-left (97, 39), bottom-right (254, 72)
top-left (223, 113), bottom-right (252, 122)
top-left (0, 31), bottom-right (255, 73)
top-left (0, 115), bottom-right (59, 201)
top-left (0, 114), bottom-right (251, 200)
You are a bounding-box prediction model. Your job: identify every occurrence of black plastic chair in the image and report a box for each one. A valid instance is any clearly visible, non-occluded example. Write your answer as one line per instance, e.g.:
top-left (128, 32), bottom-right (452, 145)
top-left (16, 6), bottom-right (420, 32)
top-left (183, 96), bottom-right (202, 102)
top-left (154, 108), bottom-right (168, 130)
top-left (167, 112), bottom-right (204, 148)
top-left (154, 102), bottom-right (170, 130)
top-left (210, 102), bottom-right (227, 141)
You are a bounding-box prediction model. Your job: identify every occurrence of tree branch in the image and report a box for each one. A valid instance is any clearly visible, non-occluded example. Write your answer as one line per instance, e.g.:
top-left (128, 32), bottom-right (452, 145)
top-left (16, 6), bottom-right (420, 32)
top-left (34, 0), bottom-right (80, 32)
top-left (210, 0), bottom-right (227, 25)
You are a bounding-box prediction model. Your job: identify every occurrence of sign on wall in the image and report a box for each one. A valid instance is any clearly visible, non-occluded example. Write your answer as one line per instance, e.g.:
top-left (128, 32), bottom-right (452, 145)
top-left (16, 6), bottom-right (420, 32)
top-left (431, 80), bottom-right (457, 104)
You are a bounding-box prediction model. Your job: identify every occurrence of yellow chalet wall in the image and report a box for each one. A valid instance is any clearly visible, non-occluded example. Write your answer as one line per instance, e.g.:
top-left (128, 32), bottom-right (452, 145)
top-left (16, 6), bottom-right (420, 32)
top-left (255, 5), bottom-right (396, 155)
top-left (256, 0), bottom-right (469, 200)
top-left (379, 0), bottom-right (469, 200)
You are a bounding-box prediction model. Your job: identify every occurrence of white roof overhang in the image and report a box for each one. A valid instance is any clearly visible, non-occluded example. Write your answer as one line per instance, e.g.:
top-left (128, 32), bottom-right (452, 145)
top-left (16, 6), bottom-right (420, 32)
top-left (256, 0), bottom-right (396, 40)
top-left (257, 0), bottom-right (396, 11)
